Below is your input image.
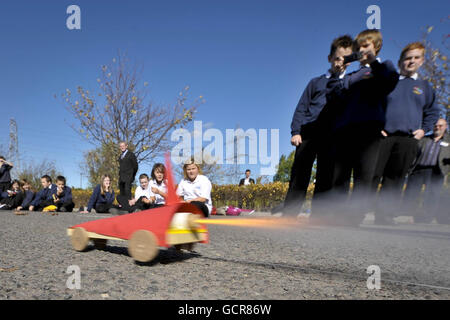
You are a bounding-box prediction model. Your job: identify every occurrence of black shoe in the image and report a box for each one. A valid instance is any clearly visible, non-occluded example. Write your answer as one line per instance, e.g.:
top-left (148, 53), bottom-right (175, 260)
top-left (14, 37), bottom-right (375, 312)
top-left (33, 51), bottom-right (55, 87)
top-left (60, 207), bottom-right (67, 212)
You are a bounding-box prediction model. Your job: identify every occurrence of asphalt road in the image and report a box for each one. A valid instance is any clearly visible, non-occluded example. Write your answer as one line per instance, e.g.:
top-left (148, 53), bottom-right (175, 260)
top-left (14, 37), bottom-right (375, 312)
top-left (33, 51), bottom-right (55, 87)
top-left (1, 210), bottom-right (450, 300)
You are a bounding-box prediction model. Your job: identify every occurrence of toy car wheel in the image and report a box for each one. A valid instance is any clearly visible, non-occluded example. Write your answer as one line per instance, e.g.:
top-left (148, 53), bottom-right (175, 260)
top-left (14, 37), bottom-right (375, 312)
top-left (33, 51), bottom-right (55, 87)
top-left (128, 230), bottom-right (159, 263)
top-left (93, 239), bottom-right (108, 250)
top-left (71, 227), bottom-right (90, 251)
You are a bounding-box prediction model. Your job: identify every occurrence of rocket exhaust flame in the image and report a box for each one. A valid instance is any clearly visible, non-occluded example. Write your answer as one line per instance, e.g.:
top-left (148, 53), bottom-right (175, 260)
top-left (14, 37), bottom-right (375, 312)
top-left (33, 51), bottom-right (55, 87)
top-left (195, 217), bottom-right (307, 229)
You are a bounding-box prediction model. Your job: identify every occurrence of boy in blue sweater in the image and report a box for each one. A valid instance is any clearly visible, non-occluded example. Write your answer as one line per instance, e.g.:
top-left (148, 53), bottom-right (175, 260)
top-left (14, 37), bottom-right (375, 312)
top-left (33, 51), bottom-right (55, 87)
top-left (52, 176), bottom-right (75, 212)
top-left (29, 175), bottom-right (57, 211)
top-left (282, 35), bottom-right (353, 216)
top-left (326, 29), bottom-right (399, 225)
top-left (373, 42), bottom-right (440, 224)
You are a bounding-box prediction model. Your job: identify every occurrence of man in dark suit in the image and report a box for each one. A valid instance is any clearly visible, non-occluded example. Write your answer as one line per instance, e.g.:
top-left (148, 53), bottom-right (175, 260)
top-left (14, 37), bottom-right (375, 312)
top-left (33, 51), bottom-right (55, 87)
top-left (118, 141), bottom-right (138, 200)
top-left (239, 169), bottom-right (255, 186)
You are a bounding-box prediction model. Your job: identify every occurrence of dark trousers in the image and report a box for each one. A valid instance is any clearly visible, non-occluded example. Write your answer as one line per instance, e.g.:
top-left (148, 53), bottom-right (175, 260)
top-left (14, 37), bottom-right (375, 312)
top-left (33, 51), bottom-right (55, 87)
top-left (373, 135), bottom-right (418, 218)
top-left (311, 136), bottom-right (336, 216)
top-left (0, 182), bottom-right (10, 193)
top-left (117, 194), bottom-right (159, 213)
top-left (284, 131), bottom-right (334, 216)
top-left (191, 201), bottom-right (209, 218)
top-left (56, 201), bottom-right (75, 212)
top-left (0, 193), bottom-right (24, 210)
top-left (95, 202), bottom-right (117, 213)
top-left (331, 126), bottom-right (382, 217)
top-left (403, 166), bottom-right (444, 220)
top-left (119, 181), bottom-right (133, 200)
top-left (33, 199), bottom-right (55, 211)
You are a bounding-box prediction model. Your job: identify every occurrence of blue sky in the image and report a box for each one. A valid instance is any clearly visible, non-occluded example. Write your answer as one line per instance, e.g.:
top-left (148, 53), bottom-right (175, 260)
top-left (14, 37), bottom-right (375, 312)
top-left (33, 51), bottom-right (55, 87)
top-left (0, 0), bottom-right (448, 187)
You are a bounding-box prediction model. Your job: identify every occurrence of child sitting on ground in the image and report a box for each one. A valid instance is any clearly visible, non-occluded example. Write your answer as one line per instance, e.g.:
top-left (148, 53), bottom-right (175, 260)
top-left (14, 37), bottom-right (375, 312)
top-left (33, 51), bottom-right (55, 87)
top-left (0, 179), bottom-right (24, 210)
top-left (15, 179), bottom-right (35, 211)
top-left (29, 175), bottom-right (57, 211)
top-left (80, 174), bottom-right (123, 214)
top-left (121, 173), bottom-right (156, 213)
top-left (149, 163), bottom-right (167, 207)
top-left (52, 176), bottom-right (75, 212)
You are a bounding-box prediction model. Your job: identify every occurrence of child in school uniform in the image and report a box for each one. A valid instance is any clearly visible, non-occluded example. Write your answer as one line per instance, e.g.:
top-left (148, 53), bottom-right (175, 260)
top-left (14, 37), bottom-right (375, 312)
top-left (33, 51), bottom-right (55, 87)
top-left (149, 163), bottom-right (167, 207)
top-left (0, 179), bottom-right (24, 210)
top-left (326, 29), bottom-right (399, 225)
top-left (0, 156), bottom-right (14, 193)
top-left (80, 174), bottom-right (121, 214)
top-left (373, 42), bottom-right (441, 224)
top-left (15, 179), bottom-right (35, 211)
top-left (283, 35), bottom-right (354, 217)
top-left (29, 175), bottom-right (57, 211)
top-left (52, 176), bottom-right (75, 212)
top-left (176, 160), bottom-right (212, 218)
top-left (123, 173), bottom-right (156, 213)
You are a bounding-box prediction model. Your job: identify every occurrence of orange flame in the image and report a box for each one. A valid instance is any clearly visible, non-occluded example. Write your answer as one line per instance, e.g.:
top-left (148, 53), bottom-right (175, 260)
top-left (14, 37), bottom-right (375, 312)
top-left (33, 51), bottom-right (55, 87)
top-left (195, 217), bottom-right (307, 229)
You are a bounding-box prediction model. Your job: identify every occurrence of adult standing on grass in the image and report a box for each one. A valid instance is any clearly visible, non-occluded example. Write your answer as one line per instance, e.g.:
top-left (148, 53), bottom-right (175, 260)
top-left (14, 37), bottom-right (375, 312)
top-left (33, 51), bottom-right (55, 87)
top-left (118, 141), bottom-right (138, 200)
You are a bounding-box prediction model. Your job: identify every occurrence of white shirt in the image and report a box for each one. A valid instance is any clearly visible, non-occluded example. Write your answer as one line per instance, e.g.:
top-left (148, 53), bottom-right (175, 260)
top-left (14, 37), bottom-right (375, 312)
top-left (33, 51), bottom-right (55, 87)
top-left (364, 57), bottom-right (382, 68)
top-left (149, 179), bottom-right (167, 205)
top-left (176, 174), bottom-right (212, 214)
top-left (134, 185), bottom-right (154, 201)
top-left (325, 70), bottom-right (346, 79)
top-left (244, 177), bottom-right (251, 186)
top-left (399, 73), bottom-right (418, 80)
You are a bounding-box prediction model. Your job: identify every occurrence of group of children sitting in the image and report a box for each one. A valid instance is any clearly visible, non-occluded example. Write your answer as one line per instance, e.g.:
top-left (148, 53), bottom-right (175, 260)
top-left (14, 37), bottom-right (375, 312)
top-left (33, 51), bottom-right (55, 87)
top-left (0, 175), bottom-right (74, 212)
top-left (79, 163), bottom-right (168, 215)
top-left (0, 160), bottom-right (214, 218)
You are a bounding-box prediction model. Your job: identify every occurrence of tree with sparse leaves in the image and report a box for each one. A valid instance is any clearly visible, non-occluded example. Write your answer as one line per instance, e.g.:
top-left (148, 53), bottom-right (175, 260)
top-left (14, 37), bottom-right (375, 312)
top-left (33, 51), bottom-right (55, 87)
top-left (273, 151), bottom-right (295, 183)
top-left (420, 22), bottom-right (449, 120)
top-left (81, 142), bottom-right (120, 188)
top-left (60, 54), bottom-right (204, 186)
top-left (17, 160), bottom-right (63, 191)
